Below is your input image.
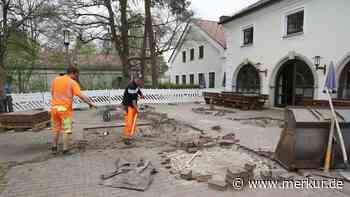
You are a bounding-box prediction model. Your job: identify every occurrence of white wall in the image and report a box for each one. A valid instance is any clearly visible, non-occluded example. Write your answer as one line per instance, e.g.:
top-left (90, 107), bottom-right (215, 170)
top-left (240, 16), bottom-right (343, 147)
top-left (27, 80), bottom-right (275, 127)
top-left (169, 24), bottom-right (225, 88)
top-left (223, 0), bottom-right (350, 105)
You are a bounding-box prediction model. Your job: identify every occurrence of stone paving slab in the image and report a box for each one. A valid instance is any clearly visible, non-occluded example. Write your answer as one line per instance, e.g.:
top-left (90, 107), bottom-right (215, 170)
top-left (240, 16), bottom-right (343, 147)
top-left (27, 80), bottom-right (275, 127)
top-left (2, 147), bottom-right (347, 197)
top-left (0, 105), bottom-right (348, 197)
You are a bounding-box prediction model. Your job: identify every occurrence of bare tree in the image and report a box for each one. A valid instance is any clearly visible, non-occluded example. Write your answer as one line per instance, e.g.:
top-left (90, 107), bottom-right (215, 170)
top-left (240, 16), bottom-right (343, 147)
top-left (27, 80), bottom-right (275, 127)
top-left (58, 0), bottom-right (192, 86)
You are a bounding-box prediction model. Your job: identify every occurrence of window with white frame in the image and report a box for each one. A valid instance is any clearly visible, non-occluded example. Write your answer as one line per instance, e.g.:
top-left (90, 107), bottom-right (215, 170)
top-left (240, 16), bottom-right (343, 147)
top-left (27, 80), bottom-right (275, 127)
top-left (209, 72), bottom-right (215, 88)
top-left (199, 46), bottom-right (204, 59)
top-left (243, 26), bottom-right (254, 45)
top-left (286, 10), bottom-right (304, 35)
top-left (190, 48), bottom-right (194, 61)
top-left (182, 75), bottom-right (186, 84)
top-left (182, 51), bottom-right (186, 63)
top-left (198, 73), bottom-right (205, 88)
top-left (189, 74), bottom-right (194, 85)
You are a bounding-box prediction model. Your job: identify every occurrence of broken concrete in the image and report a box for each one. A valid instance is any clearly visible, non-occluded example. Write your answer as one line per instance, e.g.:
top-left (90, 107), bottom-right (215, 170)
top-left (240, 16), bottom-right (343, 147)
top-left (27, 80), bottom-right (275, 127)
top-left (100, 158), bottom-right (157, 191)
top-left (208, 176), bottom-right (227, 191)
top-left (180, 169), bottom-right (193, 180)
top-left (226, 166), bottom-right (253, 189)
top-left (192, 170), bottom-right (212, 182)
top-left (211, 125), bottom-right (221, 131)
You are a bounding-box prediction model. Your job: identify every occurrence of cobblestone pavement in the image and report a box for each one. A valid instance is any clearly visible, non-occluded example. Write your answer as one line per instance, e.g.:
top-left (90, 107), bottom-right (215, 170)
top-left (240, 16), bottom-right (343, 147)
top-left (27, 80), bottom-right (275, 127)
top-left (0, 105), bottom-right (349, 197)
top-left (152, 103), bottom-right (283, 152)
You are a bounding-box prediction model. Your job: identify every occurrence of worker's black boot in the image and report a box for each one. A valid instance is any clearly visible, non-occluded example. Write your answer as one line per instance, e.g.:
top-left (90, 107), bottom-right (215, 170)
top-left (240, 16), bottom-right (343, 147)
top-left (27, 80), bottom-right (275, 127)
top-left (123, 138), bottom-right (132, 145)
top-left (51, 146), bottom-right (58, 155)
top-left (62, 149), bottom-right (73, 155)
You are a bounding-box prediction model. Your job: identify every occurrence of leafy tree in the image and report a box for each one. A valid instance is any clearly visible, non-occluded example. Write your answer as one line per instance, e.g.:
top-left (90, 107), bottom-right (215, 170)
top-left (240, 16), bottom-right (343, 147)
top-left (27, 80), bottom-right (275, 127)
top-left (6, 28), bottom-right (40, 93)
top-left (0, 0), bottom-right (59, 95)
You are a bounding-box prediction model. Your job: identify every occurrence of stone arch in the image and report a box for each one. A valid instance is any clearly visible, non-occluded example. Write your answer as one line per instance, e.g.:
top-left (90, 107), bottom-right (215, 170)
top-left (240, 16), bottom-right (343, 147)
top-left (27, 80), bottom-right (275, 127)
top-left (232, 60), bottom-right (263, 93)
top-left (336, 52), bottom-right (350, 83)
top-left (337, 52), bottom-right (350, 99)
top-left (269, 52), bottom-right (318, 106)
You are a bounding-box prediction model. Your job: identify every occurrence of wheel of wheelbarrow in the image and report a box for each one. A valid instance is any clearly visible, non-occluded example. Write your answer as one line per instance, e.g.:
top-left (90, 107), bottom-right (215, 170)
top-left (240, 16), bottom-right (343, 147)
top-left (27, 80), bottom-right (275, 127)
top-left (103, 111), bottom-right (111, 122)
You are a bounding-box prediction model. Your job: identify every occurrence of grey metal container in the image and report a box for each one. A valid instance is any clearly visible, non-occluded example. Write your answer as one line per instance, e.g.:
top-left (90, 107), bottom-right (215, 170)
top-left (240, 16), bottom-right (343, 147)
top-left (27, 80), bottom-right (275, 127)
top-left (275, 106), bottom-right (350, 170)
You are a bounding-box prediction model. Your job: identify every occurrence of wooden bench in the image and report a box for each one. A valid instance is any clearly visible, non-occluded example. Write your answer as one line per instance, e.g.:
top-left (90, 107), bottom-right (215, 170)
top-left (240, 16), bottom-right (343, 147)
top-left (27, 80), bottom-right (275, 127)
top-left (301, 99), bottom-right (350, 107)
top-left (203, 92), bottom-right (268, 110)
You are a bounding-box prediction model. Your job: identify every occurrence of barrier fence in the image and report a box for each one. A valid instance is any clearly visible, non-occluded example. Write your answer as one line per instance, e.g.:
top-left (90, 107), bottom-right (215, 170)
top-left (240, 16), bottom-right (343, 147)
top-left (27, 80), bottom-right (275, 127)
top-left (10, 88), bottom-right (222, 112)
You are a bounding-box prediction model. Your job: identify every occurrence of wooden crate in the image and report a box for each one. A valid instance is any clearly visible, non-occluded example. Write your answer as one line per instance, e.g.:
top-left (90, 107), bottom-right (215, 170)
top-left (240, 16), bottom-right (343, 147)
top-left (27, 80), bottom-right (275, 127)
top-left (0, 110), bottom-right (50, 132)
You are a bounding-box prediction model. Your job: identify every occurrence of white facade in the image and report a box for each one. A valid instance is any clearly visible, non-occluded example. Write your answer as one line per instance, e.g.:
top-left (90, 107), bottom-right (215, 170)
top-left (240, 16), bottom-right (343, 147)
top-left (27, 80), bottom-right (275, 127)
top-left (222, 0), bottom-right (350, 106)
top-left (169, 22), bottom-right (225, 89)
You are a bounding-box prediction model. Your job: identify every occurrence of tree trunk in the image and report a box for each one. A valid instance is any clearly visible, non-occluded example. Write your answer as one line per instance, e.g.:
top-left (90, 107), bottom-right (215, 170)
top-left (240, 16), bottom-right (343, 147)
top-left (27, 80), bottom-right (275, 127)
top-left (105, 0), bottom-right (129, 81)
top-left (140, 26), bottom-right (147, 82)
top-left (0, 65), bottom-right (5, 96)
top-left (120, 0), bottom-right (130, 80)
top-left (0, 1), bottom-right (9, 96)
top-left (144, 0), bottom-right (158, 88)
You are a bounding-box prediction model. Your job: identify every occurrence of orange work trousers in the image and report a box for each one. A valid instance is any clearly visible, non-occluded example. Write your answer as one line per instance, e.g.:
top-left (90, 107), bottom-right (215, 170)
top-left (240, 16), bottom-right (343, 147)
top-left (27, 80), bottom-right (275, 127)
top-left (123, 106), bottom-right (138, 139)
top-left (51, 106), bottom-right (72, 134)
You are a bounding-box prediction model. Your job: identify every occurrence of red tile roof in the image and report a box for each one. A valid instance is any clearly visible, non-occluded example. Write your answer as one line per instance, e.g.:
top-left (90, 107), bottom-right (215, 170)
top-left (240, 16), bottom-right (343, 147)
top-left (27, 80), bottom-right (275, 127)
top-left (193, 19), bottom-right (226, 49)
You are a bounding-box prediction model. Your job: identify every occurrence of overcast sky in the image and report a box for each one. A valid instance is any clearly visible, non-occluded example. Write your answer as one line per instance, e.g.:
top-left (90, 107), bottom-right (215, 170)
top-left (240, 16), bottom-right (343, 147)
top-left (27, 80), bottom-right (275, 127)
top-left (189, 0), bottom-right (260, 21)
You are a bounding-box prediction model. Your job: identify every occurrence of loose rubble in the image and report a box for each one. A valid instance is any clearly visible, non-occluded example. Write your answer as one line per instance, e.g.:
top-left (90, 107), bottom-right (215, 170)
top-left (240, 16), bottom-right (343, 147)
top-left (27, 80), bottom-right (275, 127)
top-left (159, 147), bottom-right (271, 184)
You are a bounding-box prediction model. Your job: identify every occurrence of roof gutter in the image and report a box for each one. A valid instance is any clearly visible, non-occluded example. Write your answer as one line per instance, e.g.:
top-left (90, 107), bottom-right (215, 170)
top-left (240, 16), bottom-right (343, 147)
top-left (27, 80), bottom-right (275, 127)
top-left (218, 0), bottom-right (282, 24)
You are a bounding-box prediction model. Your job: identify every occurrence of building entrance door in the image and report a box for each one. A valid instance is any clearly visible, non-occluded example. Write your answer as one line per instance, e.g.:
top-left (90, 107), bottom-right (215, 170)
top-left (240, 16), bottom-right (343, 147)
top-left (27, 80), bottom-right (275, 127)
top-left (275, 59), bottom-right (314, 107)
top-left (338, 61), bottom-right (350, 99)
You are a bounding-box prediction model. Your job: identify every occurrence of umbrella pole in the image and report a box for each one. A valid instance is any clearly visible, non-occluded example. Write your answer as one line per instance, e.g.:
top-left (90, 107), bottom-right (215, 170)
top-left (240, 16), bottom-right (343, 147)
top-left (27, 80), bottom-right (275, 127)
top-left (324, 118), bottom-right (335, 172)
top-left (326, 88), bottom-right (348, 165)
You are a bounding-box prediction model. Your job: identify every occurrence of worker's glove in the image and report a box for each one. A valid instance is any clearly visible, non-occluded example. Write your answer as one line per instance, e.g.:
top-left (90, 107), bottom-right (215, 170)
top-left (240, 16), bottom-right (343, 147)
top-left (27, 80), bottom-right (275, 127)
top-left (89, 103), bottom-right (97, 109)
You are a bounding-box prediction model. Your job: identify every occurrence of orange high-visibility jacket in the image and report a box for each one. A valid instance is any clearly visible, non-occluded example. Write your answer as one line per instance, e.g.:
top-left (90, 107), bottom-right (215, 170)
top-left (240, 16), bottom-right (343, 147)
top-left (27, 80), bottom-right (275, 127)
top-left (51, 75), bottom-right (81, 112)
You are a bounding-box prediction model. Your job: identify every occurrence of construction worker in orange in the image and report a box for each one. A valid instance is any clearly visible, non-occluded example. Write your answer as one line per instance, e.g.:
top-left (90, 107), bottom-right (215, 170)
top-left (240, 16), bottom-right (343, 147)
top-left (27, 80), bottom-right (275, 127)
top-left (121, 77), bottom-right (144, 145)
top-left (50, 67), bottom-right (96, 155)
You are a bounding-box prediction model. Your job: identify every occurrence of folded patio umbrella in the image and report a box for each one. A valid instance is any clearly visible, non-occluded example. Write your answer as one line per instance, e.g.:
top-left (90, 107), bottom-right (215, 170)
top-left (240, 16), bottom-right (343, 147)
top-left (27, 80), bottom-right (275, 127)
top-left (324, 61), bottom-right (348, 171)
top-left (324, 61), bottom-right (337, 93)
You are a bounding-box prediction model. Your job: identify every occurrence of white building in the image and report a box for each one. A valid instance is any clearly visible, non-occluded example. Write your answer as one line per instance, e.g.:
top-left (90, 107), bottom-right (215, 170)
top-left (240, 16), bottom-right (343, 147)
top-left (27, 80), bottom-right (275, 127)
top-left (220, 0), bottom-right (350, 107)
top-left (168, 19), bottom-right (226, 89)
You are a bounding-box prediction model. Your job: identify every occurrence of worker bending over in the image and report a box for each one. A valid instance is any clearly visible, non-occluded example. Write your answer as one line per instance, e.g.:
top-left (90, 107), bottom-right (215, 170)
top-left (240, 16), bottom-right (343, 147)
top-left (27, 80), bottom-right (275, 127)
top-left (50, 67), bottom-right (96, 154)
top-left (121, 78), bottom-right (144, 145)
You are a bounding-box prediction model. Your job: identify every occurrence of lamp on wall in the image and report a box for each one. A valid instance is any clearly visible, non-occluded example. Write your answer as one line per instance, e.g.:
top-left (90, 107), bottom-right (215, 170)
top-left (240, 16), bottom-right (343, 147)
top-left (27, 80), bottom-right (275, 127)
top-left (63, 29), bottom-right (71, 67)
top-left (255, 62), bottom-right (268, 77)
top-left (313, 56), bottom-right (327, 74)
top-left (63, 29), bottom-right (70, 46)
